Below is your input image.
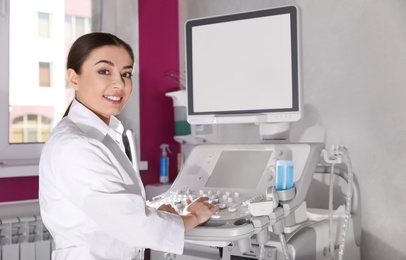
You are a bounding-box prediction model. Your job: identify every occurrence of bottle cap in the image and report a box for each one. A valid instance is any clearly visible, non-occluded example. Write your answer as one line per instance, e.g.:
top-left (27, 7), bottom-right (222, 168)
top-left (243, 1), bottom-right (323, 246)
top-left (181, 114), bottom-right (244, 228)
top-left (160, 144), bottom-right (171, 156)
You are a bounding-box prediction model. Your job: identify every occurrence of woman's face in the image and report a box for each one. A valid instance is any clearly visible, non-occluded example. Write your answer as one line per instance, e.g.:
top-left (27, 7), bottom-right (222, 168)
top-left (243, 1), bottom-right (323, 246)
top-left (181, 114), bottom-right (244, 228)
top-left (68, 45), bottom-right (134, 124)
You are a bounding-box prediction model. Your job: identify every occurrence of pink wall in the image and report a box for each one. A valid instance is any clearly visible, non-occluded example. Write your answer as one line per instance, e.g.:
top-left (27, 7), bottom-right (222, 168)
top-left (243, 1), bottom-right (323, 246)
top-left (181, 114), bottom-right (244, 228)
top-left (0, 176), bottom-right (39, 202)
top-left (0, 0), bottom-right (180, 203)
top-left (138, 0), bottom-right (181, 185)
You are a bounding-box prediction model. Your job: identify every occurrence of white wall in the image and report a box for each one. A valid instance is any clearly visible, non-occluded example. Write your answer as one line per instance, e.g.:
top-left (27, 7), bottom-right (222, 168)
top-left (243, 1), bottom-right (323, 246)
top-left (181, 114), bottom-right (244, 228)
top-left (179, 0), bottom-right (406, 259)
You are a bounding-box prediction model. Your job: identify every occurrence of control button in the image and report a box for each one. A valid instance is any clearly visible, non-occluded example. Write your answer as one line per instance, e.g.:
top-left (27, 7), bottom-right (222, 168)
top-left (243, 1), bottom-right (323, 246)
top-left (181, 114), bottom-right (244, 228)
top-left (234, 192), bottom-right (240, 198)
top-left (176, 204), bottom-right (185, 210)
top-left (228, 207), bottom-right (237, 212)
top-left (219, 203), bottom-right (227, 210)
top-left (211, 213), bottom-right (221, 219)
top-left (209, 198), bottom-right (219, 204)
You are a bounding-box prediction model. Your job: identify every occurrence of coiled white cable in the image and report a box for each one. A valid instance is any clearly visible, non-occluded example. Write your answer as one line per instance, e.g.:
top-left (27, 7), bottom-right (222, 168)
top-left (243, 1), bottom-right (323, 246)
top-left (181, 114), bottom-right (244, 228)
top-left (322, 145), bottom-right (354, 260)
top-left (279, 233), bottom-right (291, 260)
top-left (259, 243), bottom-right (265, 260)
top-left (329, 162), bottom-right (336, 259)
top-left (337, 146), bottom-right (354, 260)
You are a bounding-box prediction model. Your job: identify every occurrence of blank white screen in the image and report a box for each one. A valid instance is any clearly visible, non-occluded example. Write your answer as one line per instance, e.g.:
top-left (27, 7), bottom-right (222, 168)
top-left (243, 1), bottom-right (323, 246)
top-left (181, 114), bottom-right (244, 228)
top-left (205, 150), bottom-right (272, 189)
top-left (191, 13), bottom-right (292, 113)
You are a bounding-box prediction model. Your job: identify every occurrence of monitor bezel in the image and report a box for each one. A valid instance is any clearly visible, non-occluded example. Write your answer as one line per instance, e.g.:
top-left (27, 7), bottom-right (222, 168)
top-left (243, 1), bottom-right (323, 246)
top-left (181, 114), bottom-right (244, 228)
top-left (185, 5), bottom-right (302, 125)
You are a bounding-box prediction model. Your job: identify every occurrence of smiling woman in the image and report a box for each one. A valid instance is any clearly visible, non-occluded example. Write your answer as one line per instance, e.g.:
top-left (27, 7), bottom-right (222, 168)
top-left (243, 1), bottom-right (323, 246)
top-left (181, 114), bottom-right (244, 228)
top-left (37, 34), bottom-right (218, 259)
top-left (65, 34), bottom-right (135, 124)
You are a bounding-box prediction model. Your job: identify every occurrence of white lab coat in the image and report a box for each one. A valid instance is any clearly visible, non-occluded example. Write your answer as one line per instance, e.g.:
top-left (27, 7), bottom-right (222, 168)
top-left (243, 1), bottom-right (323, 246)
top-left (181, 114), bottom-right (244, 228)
top-left (39, 99), bottom-right (184, 260)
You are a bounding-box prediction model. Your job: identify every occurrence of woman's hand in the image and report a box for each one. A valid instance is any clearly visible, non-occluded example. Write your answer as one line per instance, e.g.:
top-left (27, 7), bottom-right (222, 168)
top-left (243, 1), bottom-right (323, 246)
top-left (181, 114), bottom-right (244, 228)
top-left (181, 197), bottom-right (219, 232)
top-left (157, 204), bottom-right (178, 215)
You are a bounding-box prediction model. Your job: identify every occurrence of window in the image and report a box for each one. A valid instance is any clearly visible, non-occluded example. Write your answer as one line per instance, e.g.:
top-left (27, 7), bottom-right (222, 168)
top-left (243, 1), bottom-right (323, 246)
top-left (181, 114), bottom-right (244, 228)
top-left (65, 15), bottom-right (73, 43)
top-left (0, 0), bottom-right (143, 177)
top-left (75, 17), bottom-right (86, 38)
top-left (39, 62), bottom-right (51, 87)
top-left (11, 115), bottom-right (52, 143)
top-left (8, 1), bottom-right (90, 146)
top-left (38, 12), bottom-right (50, 38)
top-left (65, 15), bottom-right (91, 45)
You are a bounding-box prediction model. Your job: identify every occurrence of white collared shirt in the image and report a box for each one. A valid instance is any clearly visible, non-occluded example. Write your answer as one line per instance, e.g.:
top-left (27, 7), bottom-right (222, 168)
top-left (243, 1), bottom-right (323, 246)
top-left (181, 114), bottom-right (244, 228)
top-left (39, 99), bottom-right (184, 260)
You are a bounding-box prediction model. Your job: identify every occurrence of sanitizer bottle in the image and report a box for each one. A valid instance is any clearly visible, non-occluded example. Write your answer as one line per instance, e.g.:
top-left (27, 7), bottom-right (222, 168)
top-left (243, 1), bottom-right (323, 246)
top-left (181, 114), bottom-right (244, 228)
top-left (160, 144), bottom-right (171, 183)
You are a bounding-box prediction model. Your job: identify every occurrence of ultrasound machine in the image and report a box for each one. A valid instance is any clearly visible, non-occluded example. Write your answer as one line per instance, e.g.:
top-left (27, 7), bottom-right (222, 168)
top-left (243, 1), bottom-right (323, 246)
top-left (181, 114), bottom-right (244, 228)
top-left (148, 6), bottom-right (361, 260)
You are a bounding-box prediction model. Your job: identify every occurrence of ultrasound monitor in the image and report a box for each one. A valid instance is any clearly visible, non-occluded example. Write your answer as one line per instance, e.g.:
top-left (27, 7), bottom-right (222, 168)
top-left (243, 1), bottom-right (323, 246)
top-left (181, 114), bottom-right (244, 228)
top-left (185, 6), bottom-right (302, 126)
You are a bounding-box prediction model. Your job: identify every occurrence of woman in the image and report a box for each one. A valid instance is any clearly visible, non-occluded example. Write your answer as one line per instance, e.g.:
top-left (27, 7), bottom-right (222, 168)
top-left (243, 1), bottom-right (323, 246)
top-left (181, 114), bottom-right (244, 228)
top-left (39, 32), bottom-right (219, 260)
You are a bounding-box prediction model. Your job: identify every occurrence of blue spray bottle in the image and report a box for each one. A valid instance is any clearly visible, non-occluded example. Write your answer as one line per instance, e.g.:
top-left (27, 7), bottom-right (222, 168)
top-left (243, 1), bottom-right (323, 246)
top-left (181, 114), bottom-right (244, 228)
top-left (160, 144), bottom-right (171, 183)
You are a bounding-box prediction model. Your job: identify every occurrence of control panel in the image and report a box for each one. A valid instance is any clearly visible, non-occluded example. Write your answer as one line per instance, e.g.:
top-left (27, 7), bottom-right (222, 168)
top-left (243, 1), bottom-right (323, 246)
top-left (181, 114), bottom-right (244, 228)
top-left (147, 143), bottom-right (323, 244)
top-left (147, 186), bottom-right (268, 221)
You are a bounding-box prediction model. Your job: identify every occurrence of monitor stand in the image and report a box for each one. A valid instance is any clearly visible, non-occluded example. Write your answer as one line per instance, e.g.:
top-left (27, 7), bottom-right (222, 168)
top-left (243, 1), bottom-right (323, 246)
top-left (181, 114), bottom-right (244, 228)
top-left (259, 122), bottom-right (291, 140)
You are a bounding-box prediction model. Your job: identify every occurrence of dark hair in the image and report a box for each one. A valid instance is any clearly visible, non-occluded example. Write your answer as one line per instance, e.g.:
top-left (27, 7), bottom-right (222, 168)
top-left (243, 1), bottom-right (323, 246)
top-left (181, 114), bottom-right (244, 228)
top-left (67, 32), bottom-right (134, 74)
top-left (63, 32), bottom-right (134, 117)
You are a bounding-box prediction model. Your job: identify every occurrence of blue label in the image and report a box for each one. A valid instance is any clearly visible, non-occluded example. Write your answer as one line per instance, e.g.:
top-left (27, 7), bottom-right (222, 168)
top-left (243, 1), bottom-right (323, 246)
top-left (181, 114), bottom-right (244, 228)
top-left (160, 157), bottom-right (169, 183)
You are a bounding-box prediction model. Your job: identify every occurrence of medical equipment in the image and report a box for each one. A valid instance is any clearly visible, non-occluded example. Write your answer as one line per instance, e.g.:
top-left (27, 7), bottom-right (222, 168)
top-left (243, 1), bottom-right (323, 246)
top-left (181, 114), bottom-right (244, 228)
top-left (185, 6), bottom-right (302, 129)
top-left (147, 143), bottom-right (361, 260)
top-left (149, 5), bottom-right (361, 259)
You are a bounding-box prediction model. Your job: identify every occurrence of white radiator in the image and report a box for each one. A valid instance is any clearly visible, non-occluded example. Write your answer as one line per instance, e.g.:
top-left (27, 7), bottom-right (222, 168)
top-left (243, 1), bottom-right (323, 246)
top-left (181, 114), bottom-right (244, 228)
top-left (0, 215), bottom-right (54, 260)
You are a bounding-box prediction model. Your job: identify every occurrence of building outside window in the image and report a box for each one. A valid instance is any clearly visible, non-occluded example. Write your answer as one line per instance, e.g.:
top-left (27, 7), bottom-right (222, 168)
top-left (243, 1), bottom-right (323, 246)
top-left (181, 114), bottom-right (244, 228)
top-left (0, 0), bottom-right (142, 176)
top-left (65, 15), bottom-right (91, 46)
top-left (11, 115), bottom-right (52, 143)
top-left (9, 0), bottom-right (92, 144)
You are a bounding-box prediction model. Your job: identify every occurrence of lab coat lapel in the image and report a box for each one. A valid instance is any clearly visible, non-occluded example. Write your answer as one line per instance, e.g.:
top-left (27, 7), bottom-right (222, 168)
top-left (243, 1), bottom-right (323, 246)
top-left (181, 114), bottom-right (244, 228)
top-left (102, 134), bottom-right (146, 199)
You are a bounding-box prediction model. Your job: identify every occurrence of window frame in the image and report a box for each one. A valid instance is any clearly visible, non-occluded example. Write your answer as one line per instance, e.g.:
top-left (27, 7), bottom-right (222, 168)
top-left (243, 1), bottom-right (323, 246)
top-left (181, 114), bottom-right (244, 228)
top-left (0, 0), bottom-right (41, 176)
top-left (0, 0), bottom-right (146, 178)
